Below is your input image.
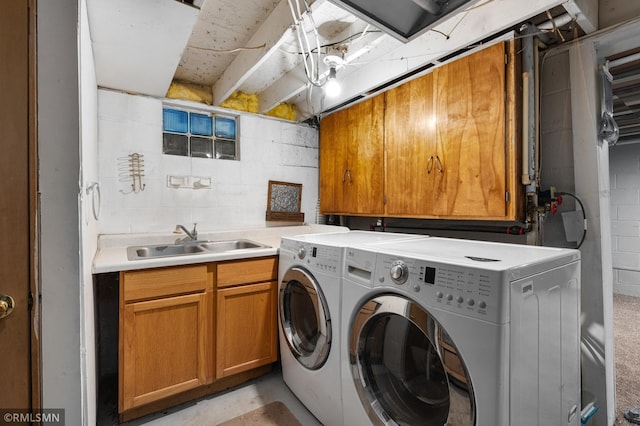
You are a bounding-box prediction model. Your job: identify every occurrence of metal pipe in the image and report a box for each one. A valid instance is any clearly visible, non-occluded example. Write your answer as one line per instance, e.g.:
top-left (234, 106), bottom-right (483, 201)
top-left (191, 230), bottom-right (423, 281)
top-left (520, 23), bottom-right (537, 194)
top-left (538, 13), bottom-right (573, 31)
top-left (522, 72), bottom-right (530, 185)
top-left (534, 37), bottom-right (541, 187)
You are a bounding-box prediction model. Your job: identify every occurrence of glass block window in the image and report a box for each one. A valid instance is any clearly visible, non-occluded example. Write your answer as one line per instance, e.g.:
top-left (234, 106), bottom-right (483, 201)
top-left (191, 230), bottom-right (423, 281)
top-left (162, 108), bottom-right (213, 158)
top-left (214, 116), bottom-right (236, 139)
top-left (190, 112), bottom-right (213, 136)
top-left (162, 107), bottom-right (237, 160)
top-left (163, 109), bottom-right (189, 133)
top-left (191, 136), bottom-right (214, 158)
top-left (163, 133), bottom-right (189, 156)
top-left (214, 115), bottom-right (238, 160)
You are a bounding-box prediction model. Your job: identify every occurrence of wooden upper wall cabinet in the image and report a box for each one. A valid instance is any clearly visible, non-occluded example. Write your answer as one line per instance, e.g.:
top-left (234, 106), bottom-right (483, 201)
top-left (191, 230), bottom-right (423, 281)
top-left (319, 94), bottom-right (385, 216)
top-left (320, 40), bottom-right (522, 220)
top-left (385, 71), bottom-right (444, 216)
top-left (431, 41), bottom-right (517, 219)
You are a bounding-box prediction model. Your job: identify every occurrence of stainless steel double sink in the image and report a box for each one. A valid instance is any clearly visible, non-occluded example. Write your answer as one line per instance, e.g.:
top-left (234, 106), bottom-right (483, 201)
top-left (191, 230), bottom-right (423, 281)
top-left (126, 239), bottom-right (270, 261)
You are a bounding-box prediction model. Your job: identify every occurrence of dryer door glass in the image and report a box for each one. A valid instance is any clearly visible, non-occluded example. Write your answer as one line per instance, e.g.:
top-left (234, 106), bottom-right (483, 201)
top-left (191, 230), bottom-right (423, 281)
top-left (350, 295), bottom-right (474, 425)
top-left (280, 267), bottom-right (331, 370)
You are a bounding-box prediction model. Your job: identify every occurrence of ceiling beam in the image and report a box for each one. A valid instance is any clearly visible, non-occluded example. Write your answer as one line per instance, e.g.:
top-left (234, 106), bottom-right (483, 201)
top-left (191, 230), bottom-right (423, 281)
top-left (258, 19), bottom-right (389, 113)
top-left (258, 66), bottom-right (309, 114)
top-left (212, 0), bottom-right (307, 105)
top-left (563, 0), bottom-right (598, 34)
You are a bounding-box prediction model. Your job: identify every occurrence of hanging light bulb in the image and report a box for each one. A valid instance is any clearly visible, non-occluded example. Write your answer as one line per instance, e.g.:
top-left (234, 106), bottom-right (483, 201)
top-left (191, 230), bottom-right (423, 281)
top-left (325, 65), bottom-right (341, 97)
top-left (323, 54), bottom-right (343, 97)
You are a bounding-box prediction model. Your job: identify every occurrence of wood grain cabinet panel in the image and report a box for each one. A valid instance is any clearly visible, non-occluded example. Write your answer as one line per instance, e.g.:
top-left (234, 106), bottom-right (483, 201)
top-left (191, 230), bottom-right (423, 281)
top-left (385, 72), bottom-right (446, 216)
top-left (119, 265), bottom-right (213, 412)
top-left (119, 256), bottom-right (280, 417)
top-left (120, 292), bottom-right (210, 411)
top-left (433, 41), bottom-right (509, 219)
top-left (216, 257), bottom-right (277, 288)
top-left (122, 264), bottom-right (207, 302)
top-left (320, 40), bottom-right (521, 220)
top-left (320, 94), bottom-right (385, 216)
top-left (216, 281), bottom-right (278, 378)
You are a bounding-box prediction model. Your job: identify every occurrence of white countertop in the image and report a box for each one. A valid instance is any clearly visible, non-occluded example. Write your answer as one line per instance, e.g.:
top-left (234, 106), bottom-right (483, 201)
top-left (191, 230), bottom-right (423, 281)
top-left (93, 224), bottom-right (348, 273)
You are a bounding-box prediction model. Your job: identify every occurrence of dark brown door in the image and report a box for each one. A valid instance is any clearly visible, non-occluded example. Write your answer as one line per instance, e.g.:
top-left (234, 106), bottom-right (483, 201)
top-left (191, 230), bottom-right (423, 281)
top-left (0, 0), bottom-right (38, 410)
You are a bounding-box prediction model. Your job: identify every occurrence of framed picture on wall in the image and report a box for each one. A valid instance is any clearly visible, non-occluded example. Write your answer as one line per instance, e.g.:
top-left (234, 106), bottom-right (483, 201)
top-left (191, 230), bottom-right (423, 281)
top-left (266, 180), bottom-right (304, 222)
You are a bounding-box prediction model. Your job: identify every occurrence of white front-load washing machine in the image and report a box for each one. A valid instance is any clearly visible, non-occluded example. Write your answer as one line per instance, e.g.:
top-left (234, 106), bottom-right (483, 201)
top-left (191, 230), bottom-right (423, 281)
top-left (278, 231), bottom-right (424, 426)
top-left (341, 237), bottom-right (581, 426)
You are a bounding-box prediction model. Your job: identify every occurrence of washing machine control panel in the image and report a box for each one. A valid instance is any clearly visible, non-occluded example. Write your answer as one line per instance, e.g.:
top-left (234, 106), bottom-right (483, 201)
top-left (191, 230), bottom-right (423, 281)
top-left (281, 239), bottom-right (342, 276)
top-left (374, 254), bottom-right (508, 323)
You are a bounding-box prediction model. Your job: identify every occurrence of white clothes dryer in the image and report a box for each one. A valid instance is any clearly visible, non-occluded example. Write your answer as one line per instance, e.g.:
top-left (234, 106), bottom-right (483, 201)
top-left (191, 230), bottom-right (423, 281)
top-left (278, 231), bottom-right (424, 426)
top-left (341, 237), bottom-right (581, 426)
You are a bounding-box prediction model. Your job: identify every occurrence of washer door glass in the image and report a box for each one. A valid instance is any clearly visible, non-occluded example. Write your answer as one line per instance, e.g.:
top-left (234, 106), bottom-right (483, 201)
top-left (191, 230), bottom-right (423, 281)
top-left (280, 267), bottom-right (331, 370)
top-left (351, 295), bottom-right (474, 425)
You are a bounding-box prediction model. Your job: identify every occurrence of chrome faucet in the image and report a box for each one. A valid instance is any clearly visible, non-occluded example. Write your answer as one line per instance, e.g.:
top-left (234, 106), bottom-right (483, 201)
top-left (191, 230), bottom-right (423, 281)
top-left (174, 223), bottom-right (198, 243)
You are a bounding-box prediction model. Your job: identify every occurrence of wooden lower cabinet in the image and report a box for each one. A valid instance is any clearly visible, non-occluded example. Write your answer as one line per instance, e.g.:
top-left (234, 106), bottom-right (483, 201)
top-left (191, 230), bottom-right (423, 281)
top-left (120, 292), bottom-right (210, 410)
top-left (215, 257), bottom-right (279, 378)
top-left (118, 256), bottom-right (279, 417)
top-left (119, 264), bottom-right (212, 412)
top-left (216, 281), bottom-right (278, 378)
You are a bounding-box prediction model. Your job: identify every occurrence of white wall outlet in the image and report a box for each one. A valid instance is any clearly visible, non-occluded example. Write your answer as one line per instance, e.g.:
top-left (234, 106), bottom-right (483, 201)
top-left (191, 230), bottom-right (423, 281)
top-left (167, 175), bottom-right (190, 188)
top-left (193, 176), bottom-right (212, 189)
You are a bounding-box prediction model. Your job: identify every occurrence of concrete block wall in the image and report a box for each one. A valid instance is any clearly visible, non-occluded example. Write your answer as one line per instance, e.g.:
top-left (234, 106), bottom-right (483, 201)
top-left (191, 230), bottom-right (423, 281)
top-left (539, 49), bottom-right (577, 247)
top-left (97, 89), bottom-right (319, 234)
top-left (609, 143), bottom-right (640, 296)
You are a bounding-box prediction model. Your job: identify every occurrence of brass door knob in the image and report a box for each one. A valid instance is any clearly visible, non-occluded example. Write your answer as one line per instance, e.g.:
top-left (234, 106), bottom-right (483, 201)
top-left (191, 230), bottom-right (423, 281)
top-left (0, 295), bottom-right (15, 319)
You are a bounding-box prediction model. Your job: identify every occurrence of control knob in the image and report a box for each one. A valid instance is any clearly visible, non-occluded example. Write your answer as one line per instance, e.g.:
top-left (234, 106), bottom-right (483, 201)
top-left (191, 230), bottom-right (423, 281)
top-left (297, 247), bottom-right (306, 259)
top-left (389, 260), bottom-right (408, 284)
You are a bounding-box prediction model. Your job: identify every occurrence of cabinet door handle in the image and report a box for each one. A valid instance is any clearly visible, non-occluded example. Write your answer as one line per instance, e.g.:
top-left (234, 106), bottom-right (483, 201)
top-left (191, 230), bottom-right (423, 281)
top-left (426, 155), bottom-right (434, 174)
top-left (435, 155), bottom-right (444, 173)
top-left (342, 169), bottom-right (349, 183)
top-left (346, 169), bottom-right (353, 183)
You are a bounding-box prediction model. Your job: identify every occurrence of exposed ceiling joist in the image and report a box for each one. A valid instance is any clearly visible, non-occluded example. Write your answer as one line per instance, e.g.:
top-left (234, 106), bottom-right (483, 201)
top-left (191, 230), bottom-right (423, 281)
top-left (259, 65), bottom-right (309, 113)
top-left (563, 0), bottom-right (598, 34)
top-left (258, 20), bottom-right (388, 113)
top-left (212, 0), bottom-right (296, 105)
top-left (87, 0), bottom-right (605, 122)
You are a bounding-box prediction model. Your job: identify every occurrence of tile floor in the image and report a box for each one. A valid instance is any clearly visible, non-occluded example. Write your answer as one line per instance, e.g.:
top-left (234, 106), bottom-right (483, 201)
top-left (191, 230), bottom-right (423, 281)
top-left (122, 366), bottom-right (322, 426)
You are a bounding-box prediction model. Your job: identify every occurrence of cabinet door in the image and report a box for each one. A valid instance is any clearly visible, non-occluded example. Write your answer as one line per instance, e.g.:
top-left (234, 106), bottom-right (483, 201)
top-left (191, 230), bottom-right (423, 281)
top-left (434, 42), bottom-right (508, 218)
top-left (216, 281), bottom-right (278, 378)
top-left (120, 292), bottom-right (209, 411)
top-left (320, 94), bottom-right (385, 215)
top-left (319, 105), bottom-right (348, 213)
top-left (385, 72), bottom-right (446, 216)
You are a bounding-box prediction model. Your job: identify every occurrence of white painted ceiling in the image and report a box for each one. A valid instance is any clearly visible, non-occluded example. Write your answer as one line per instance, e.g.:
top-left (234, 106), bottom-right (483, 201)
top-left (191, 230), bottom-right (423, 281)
top-left (86, 0), bottom-right (597, 122)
